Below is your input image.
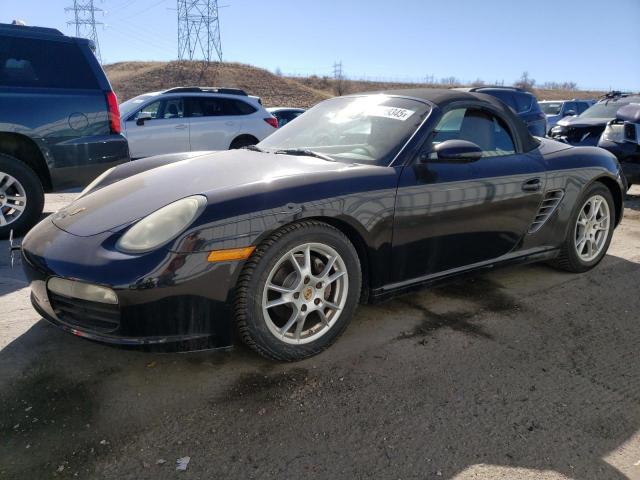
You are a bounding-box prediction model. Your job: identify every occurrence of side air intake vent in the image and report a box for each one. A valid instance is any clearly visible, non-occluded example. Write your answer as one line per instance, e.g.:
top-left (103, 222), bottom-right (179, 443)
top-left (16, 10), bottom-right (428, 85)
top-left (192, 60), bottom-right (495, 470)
top-left (529, 189), bottom-right (564, 233)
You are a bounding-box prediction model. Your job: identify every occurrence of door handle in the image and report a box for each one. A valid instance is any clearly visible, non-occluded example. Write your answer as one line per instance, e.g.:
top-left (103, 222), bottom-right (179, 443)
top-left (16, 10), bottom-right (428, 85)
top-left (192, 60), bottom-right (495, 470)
top-left (175, 124), bottom-right (187, 130)
top-left (522, 178), bottom-right (542, 192)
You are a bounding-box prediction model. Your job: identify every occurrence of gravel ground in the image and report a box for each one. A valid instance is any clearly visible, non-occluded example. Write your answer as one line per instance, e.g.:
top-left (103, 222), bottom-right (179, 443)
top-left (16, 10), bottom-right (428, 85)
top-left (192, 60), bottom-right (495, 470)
top-left (1, 187), bottom-right (640, 480)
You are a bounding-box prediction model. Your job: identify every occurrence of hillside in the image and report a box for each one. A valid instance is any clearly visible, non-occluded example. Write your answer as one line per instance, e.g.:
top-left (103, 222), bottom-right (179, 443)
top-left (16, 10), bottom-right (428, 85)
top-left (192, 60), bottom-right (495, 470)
top-left (104, 61), bottom-right (605, 108)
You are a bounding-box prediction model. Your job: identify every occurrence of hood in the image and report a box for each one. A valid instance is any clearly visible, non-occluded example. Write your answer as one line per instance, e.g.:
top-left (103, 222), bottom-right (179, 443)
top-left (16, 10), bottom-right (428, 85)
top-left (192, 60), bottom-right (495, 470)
top-left (52, 150), bottom-right (367, 237)
top-left (557, 116), bottom-right (610, 128)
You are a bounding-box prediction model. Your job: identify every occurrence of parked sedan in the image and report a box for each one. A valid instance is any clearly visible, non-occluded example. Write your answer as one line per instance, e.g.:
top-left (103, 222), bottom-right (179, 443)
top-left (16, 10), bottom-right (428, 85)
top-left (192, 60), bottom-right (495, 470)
top-left (22, 89), bottom-right (624, 361)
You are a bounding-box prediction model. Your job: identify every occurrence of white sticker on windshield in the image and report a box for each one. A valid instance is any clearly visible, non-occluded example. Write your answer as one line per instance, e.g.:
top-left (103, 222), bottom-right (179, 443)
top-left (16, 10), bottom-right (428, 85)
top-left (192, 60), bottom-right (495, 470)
top-left (367, 106), bottom-right (415, 121)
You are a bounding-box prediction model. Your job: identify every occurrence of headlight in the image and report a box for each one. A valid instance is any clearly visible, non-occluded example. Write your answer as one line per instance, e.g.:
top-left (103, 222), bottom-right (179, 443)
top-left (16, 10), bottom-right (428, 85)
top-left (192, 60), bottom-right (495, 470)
top-left (551, 125), bottom-right (565, 135)
top-left (116, 195), bottom-right (206, 253)
top-left (601, 122), bottom-right (625, 143)
top-left (78, 167), bottom-right (115, 199)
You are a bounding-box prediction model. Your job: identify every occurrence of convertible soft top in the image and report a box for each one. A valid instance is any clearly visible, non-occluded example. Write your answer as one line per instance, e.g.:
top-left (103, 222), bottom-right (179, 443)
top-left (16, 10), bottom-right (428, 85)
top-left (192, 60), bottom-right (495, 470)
top-left (362, 88), bottom-right (540, 152)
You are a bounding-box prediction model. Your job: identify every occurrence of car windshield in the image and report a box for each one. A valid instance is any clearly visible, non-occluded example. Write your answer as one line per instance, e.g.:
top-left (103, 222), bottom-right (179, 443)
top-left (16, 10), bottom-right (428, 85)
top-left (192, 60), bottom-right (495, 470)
top-left (119, 94), bottom-right (158, 118)
top-left (258, 95), bottom-right (431, 165)
top-left (540, 102), bottom-right (562, 115)
top-left (580, 100), bottom-right (631, 119)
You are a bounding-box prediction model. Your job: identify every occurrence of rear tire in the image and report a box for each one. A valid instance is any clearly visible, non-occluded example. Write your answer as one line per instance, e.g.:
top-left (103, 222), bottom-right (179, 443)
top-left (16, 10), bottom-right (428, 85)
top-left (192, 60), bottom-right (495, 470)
top-left (229, 135), bottom-right (258, 150)
top-left (550, 182), bottom-right (615, 273)
top-left (235, 220), bottom-right (361, 361)
top-left (0, 153), bottom-right (44, 239)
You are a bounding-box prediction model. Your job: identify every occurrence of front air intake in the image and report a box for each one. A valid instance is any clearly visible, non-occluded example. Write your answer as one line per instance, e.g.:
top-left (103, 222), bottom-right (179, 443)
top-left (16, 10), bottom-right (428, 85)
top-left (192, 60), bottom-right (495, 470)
top-left (528, 190), bottom-right (564, 233)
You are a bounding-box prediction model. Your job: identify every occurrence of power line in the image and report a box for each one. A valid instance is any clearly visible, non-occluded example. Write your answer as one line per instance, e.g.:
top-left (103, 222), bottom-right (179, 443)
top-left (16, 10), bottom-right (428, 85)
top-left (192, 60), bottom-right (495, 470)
top-left (177, 0), bottom-right (223, 62)
top-left (65, 0), bottom-right (103, 63)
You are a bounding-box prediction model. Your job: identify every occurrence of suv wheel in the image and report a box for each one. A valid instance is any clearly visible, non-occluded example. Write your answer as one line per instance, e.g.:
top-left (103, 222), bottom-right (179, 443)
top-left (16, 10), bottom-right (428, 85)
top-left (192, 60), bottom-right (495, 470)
top-left (0, 153), bottom-right (45, 238)
top-left (229, 135), bottom-right (258, 149)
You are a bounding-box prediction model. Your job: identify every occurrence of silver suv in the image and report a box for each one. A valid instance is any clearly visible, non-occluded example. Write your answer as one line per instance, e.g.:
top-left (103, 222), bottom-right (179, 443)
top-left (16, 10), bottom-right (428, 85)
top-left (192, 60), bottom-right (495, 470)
top-left (119, 87), bottom-right (278, 159)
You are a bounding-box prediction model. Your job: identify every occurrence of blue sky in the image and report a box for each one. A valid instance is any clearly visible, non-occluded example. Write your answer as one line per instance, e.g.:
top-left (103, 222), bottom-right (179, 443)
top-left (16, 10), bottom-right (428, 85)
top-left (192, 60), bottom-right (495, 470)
top-left (4, 0), bottom-right (639, 91)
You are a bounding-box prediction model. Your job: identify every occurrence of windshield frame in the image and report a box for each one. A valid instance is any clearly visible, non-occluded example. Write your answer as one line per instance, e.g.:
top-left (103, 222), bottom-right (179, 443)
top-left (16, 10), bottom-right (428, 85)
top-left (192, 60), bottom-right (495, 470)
top-left (257, 94), bottom-right (433, 167)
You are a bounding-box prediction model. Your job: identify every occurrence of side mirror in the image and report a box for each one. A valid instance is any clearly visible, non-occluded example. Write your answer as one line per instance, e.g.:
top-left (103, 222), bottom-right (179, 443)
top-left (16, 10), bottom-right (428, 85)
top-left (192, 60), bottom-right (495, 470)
top-left (564, 110), bottom-right (577, 117)
top-left (429, 139), bottom-right (483, 162)
top-left (136, 114), bottom-right (152, 126)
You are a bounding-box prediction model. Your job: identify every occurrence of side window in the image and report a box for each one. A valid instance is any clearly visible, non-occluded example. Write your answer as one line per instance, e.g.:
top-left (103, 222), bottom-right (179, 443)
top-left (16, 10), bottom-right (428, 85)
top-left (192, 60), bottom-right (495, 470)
top-left (133, 100), bottom-right (162, 120)
top-left (0, 36), bottom-right (98, 89)
top-left (160, 98), bottom-right (184, 119)
top-left (483, 90), bottom-right (517, 111)
top-left (187, 97), bottom-right (223, 117)
top-left (431, 108), bottom-right (516, 158)
top-left (514, 93), bottom-right (533, 113)
top-left (576, 102), bottom-right (589, 114)
top-left (231, 100), bottom-right (257, 115)
top-left (563, 102), bottom-right (577, 115)
top-left (132, 98), bottom-right (184, 120)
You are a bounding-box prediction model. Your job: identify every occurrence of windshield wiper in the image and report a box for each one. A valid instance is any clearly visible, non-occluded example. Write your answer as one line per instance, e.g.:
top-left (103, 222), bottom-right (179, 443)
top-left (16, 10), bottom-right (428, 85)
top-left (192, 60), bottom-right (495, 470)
top-left (243, 144), bottom-right (265, 152)
top-left (274, 148), bottom-right (336, 162)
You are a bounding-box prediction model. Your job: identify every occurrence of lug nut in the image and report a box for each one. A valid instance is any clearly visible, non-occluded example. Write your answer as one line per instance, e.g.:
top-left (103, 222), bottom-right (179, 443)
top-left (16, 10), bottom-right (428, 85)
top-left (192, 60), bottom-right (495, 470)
top-left (293, 292), bottom-right (299, 299)
top-left (316, 282), bottom-right (322, 289)
top-left (301, 304), bottom-right (307, 312)
top-left (314, 298), bottom-right (320, 305)
top-left (304, 277), bottom-right (310, 284)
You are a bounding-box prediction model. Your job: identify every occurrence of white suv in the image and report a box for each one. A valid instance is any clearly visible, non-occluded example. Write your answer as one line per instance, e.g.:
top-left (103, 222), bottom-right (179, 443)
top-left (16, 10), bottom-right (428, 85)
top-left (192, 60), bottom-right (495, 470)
top-left (119, 87), bottom-right (278, 159)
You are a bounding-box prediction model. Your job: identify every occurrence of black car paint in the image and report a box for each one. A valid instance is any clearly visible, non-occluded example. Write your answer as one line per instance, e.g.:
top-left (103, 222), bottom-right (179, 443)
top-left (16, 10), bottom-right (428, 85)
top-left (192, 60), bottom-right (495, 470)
top-left (0, 24), bottom-right (129, 190)
top-left (21, 91), bottom-right (625, 349)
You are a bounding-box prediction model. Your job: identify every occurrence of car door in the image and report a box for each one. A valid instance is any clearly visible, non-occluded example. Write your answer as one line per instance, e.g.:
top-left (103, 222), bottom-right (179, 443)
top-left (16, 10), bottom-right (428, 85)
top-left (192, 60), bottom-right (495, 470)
top-left (186, 96), bottom-right (241, 151)
top-left (391, 104), bottom-right (546, 283)
top-left (124, 97), bottom-right (189, 158)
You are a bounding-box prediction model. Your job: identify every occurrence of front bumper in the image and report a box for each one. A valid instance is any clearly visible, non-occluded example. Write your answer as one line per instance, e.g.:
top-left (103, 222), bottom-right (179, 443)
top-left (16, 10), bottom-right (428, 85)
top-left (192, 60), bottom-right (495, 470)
top-left (21, 218), bottom-right (241, 350)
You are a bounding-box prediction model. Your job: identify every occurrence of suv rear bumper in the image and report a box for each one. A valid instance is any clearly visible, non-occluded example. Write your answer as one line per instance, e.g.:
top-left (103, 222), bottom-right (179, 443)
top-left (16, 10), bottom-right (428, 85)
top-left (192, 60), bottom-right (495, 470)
top-left (49, 134), bottom-right (130, 190)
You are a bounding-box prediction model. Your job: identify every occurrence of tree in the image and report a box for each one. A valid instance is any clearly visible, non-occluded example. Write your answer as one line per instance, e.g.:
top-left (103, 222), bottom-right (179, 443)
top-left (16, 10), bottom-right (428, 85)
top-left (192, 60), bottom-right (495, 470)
top-left (514, 71), bottom-right (536, 91)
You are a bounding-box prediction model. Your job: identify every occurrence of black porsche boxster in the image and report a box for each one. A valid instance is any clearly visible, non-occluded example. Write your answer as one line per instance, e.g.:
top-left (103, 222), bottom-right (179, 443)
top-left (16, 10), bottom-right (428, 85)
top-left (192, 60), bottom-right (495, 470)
top-left (21, 89), bottom-right (625, 360)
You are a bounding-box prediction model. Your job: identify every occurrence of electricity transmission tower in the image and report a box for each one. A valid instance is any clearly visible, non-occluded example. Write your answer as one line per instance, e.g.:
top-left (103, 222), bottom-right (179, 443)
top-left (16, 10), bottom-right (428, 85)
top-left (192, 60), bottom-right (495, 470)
top-left (177, 0), bottom-right (223, 62)
top-left (65, 0), bottom-right (103, 63)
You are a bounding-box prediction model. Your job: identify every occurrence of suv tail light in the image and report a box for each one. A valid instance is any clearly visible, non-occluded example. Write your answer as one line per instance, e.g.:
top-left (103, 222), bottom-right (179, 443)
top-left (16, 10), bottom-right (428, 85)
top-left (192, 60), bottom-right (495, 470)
top-left (264, 116), bottom-right (278, 129)
top-left (105, 91), bottom-right (121, 134)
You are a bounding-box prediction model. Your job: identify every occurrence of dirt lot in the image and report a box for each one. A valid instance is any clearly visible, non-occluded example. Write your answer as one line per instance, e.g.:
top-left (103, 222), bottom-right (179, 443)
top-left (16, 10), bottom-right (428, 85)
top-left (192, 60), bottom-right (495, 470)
top-left (1, 188), bottom-right (640, 480)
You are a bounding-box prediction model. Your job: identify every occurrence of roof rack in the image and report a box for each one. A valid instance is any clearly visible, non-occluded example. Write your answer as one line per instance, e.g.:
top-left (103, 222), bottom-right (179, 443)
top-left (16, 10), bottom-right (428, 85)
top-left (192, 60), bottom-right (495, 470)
top-left (471, 85), bottom-right (527, 92)
top-left (599, 91), bottom-right (631, 100)
top-left (162, 86), bottom-right (248, 96)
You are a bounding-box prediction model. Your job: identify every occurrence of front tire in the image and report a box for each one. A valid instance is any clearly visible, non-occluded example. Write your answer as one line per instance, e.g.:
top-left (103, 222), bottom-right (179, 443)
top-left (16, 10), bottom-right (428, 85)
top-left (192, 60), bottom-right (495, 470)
top-left (550, 182), bottom-right (615, 273)
top-left (0, 154), bottom-right (45, 238)
top-left (235, 221), bottom-right (362, 361)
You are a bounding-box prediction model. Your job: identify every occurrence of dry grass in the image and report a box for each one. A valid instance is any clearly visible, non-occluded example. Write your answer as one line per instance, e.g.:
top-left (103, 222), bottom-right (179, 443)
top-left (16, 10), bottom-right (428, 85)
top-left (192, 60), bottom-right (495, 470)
top-left (104, 61), bottom-right (605, 107)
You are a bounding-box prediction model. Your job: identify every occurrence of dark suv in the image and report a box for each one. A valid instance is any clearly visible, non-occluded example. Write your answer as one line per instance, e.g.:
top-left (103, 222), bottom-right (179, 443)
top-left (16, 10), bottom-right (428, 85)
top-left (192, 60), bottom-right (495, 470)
top-left (455, 86), bottom-right (547, 137)
top-left (0, 23), bottom-right (129, 237)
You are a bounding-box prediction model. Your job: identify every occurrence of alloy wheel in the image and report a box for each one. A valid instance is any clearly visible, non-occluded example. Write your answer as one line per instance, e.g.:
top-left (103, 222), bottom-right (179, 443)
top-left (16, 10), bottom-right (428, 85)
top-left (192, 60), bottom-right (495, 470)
top-left (574, 194), bottom-right (610, 262)
top-left (0, 172), bottom-right (27, 227)
top-left (262, 242), bottom-right (349, 344)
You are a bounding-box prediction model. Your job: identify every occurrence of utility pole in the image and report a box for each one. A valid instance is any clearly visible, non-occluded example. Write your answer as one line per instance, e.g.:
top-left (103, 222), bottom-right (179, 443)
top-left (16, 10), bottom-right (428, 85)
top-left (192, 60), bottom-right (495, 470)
top-left (333, 61), bottom-right (346, 96)
top-left (65, 0), bottom-right (103, 63)
top-left (177, 0), bottom-right (223, 62)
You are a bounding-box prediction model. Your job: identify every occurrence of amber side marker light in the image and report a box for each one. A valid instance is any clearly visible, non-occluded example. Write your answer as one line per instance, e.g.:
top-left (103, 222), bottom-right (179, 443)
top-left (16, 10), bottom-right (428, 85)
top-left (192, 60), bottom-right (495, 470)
top-left (207, 246), bottom-right (256, 262)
